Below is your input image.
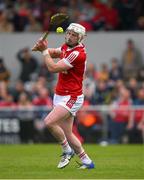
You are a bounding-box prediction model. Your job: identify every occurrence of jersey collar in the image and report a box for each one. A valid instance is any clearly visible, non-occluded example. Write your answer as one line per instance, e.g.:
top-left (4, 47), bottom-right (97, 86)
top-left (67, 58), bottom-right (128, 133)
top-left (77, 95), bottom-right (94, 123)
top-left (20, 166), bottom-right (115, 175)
top-left (66, 43), bottom-right (84, 51)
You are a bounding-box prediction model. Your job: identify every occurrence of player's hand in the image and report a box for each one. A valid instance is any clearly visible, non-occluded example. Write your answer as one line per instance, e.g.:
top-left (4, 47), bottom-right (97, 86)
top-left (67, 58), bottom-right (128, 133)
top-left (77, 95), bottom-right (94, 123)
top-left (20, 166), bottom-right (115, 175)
top-left (32, 38), bottom-right (48, 52)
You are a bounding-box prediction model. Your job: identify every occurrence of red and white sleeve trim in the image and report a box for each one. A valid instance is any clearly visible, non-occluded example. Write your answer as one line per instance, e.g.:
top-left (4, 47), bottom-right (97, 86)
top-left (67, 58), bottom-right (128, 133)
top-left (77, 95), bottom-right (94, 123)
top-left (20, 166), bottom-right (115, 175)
top-left (63, 58), bottom-right (73, 67)
top-left (66, 51), bottom-right (79, 64)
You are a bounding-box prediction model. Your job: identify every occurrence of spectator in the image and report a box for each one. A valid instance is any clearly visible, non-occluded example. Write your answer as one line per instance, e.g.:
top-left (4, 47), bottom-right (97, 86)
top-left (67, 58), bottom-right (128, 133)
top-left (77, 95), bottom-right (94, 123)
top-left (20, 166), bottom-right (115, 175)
top-left (83, 77), bottom-right (96, 104)
top-left (83, 63), bottom-right (98, 104)
top-left (109, 87), bottom-right (132, 143)
top-left (17, 91), bottom-right (32, 108)
top-left (127, 78), bottom-right (139, 102)
top-left (10, 80), bottom-right (25, 103)
top-left (76, 1), bottom-right (95, 31)
top-left (92, 0), bottom-right (107, 30)
top-left (0, 0), bottom-right (144, 32)
top-left (42, 10), bottom-right (52, 32)
top-left (94, 80), bottom-right (111, 105)
top-left (97, 63), bottom-right (109, 82)
top-left (38, 61), bottom-right (55, 83)
top-left (0, 57), bottom-right (10, 82)
top-left (137, 65), bottom-right (144, 82)
top-left (0, 10), bottom-right (14, 32)
top-left (68, 1), bottom-right (82, 25)
top-left (0, 81), bottom-right (7, 100)
top-left (109, 79), bottom-right (126, 103)
top-left (29, 0), bottom-right (43, 21)
top-left (85, 63), bottom-right (98, 80)
top-left (114, 0), bottom-right (137, 30)
top-left (15, 1), bottom-right (30, 31)
top-left (109, 58), bottom-right (123, 82)
top-left (29, 76), bottom-right (50, 99)
top-left (0, 94), bottom-right (16, 108)
top-left (127, 88), bottom-right (144, 143)
top-left (17, 91), bottom-right (34, 143)
top-left (121, 39), bottom-right (143, 80)
top-left (32, 87), bottom-right (52, 107)
top-left (103, 0), bottom-right (119, 30)
top-left (136, 16), bottom-right (144, 30)
top-left (25, 13), bottom-right (42, 32)
top-left (17, 47), bottom-right (39, 82)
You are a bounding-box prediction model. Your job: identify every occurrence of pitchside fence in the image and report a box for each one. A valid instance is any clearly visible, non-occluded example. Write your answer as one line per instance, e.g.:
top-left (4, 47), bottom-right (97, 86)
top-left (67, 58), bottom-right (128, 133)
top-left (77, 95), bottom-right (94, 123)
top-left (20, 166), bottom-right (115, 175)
top-left (0, 106), bottom-right (143, 144)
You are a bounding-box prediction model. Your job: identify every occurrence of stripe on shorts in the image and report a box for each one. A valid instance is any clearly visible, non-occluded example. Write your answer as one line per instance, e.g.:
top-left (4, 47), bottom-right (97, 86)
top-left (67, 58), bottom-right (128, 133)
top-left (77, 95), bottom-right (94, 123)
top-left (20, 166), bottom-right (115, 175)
top-left (66, 96), bottom-right (77, 109)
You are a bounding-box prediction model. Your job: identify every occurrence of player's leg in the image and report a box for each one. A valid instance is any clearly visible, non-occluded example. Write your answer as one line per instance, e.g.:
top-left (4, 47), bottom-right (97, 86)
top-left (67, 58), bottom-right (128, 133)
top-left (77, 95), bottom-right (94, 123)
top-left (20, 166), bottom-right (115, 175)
top-left (58, 116), bottom-right (83, 153)
top-left (44, 105), bottom-right (74, 168)
top-left (44, 105), bottom-right (70, 141)
top-left (59, 116), bottom-right (95, 169)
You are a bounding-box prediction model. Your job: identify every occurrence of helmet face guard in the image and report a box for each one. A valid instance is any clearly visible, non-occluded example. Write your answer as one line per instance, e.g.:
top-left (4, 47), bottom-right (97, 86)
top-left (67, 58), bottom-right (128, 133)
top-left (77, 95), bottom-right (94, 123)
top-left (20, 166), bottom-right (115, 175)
top-left (66, 23), bottom-right (86, 42)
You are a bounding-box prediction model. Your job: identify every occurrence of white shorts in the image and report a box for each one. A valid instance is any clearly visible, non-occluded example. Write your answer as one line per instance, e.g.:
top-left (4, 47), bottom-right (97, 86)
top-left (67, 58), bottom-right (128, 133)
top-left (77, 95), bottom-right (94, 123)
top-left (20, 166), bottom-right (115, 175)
top-left (53, 94), bottom-right (84, 116)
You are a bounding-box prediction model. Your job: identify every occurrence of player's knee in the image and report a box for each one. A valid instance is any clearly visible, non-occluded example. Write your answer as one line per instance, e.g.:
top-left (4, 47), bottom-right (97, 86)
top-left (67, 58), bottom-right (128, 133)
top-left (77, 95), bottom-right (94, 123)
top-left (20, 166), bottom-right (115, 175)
top-left (44, 118), bottom-right (54, 129)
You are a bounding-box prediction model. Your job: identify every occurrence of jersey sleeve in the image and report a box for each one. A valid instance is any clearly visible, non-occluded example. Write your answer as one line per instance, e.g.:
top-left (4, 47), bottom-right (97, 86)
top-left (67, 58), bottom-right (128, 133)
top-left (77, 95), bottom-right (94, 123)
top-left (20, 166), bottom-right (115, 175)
top-left (55, 47), bottom-right (62, 52)
top-left (63, 51), bottom-right (80, 67)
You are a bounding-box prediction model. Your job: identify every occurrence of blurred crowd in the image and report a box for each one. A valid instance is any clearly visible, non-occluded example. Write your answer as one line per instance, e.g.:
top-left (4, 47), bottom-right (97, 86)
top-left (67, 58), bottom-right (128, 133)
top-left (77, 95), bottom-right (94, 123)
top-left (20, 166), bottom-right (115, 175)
top-left (0, 38), bottom-right (144, 144)
top-left (0, 0), bottom-right (144, 32)
top-left (0, 0), bottom-right (144, 143)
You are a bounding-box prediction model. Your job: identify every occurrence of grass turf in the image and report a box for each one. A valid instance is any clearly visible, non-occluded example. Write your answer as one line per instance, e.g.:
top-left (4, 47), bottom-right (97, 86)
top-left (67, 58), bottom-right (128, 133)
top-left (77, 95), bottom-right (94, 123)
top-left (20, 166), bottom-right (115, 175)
top-left (0, 144), bottom-right (143, 179)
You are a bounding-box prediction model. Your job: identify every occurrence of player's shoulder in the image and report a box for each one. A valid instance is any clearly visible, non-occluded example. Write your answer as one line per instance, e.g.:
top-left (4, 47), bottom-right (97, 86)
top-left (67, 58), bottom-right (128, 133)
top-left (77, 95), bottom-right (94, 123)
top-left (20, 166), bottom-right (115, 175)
top-left (74, 43), bottom-right (86, 52)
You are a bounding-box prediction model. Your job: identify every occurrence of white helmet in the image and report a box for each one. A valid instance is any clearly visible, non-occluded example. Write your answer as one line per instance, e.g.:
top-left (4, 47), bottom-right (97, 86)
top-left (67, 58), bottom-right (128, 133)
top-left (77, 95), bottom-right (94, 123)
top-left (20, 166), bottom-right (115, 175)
top-left (66, 23), bottom-right (86, 42)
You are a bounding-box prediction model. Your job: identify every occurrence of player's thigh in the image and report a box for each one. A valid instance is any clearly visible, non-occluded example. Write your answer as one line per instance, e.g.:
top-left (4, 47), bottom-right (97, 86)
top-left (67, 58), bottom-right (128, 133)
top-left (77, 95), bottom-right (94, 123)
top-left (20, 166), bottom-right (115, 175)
top-left (44, 105), bottom-right (71, 125)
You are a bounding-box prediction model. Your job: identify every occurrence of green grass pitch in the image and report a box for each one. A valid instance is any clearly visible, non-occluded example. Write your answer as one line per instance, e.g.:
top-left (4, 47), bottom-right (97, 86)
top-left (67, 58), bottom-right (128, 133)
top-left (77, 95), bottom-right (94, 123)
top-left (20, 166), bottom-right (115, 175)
top-left (0, 144), bottom-right (143, 179)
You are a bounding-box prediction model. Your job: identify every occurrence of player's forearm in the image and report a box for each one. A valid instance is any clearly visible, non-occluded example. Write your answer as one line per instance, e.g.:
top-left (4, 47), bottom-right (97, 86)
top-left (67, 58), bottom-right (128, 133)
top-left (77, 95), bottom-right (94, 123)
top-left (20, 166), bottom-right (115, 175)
top-left (42, 49), bottom-right (59, 73)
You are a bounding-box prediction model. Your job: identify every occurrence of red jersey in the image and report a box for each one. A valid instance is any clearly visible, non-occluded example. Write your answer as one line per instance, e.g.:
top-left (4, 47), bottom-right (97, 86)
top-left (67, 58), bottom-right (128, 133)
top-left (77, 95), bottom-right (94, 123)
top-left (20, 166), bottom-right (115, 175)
top-left (55, 43), bottom-right (87, 96)
top-left (134, 109), bottom-right (144, 123)
top-left (113, 99), bottom-right (132, 122)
